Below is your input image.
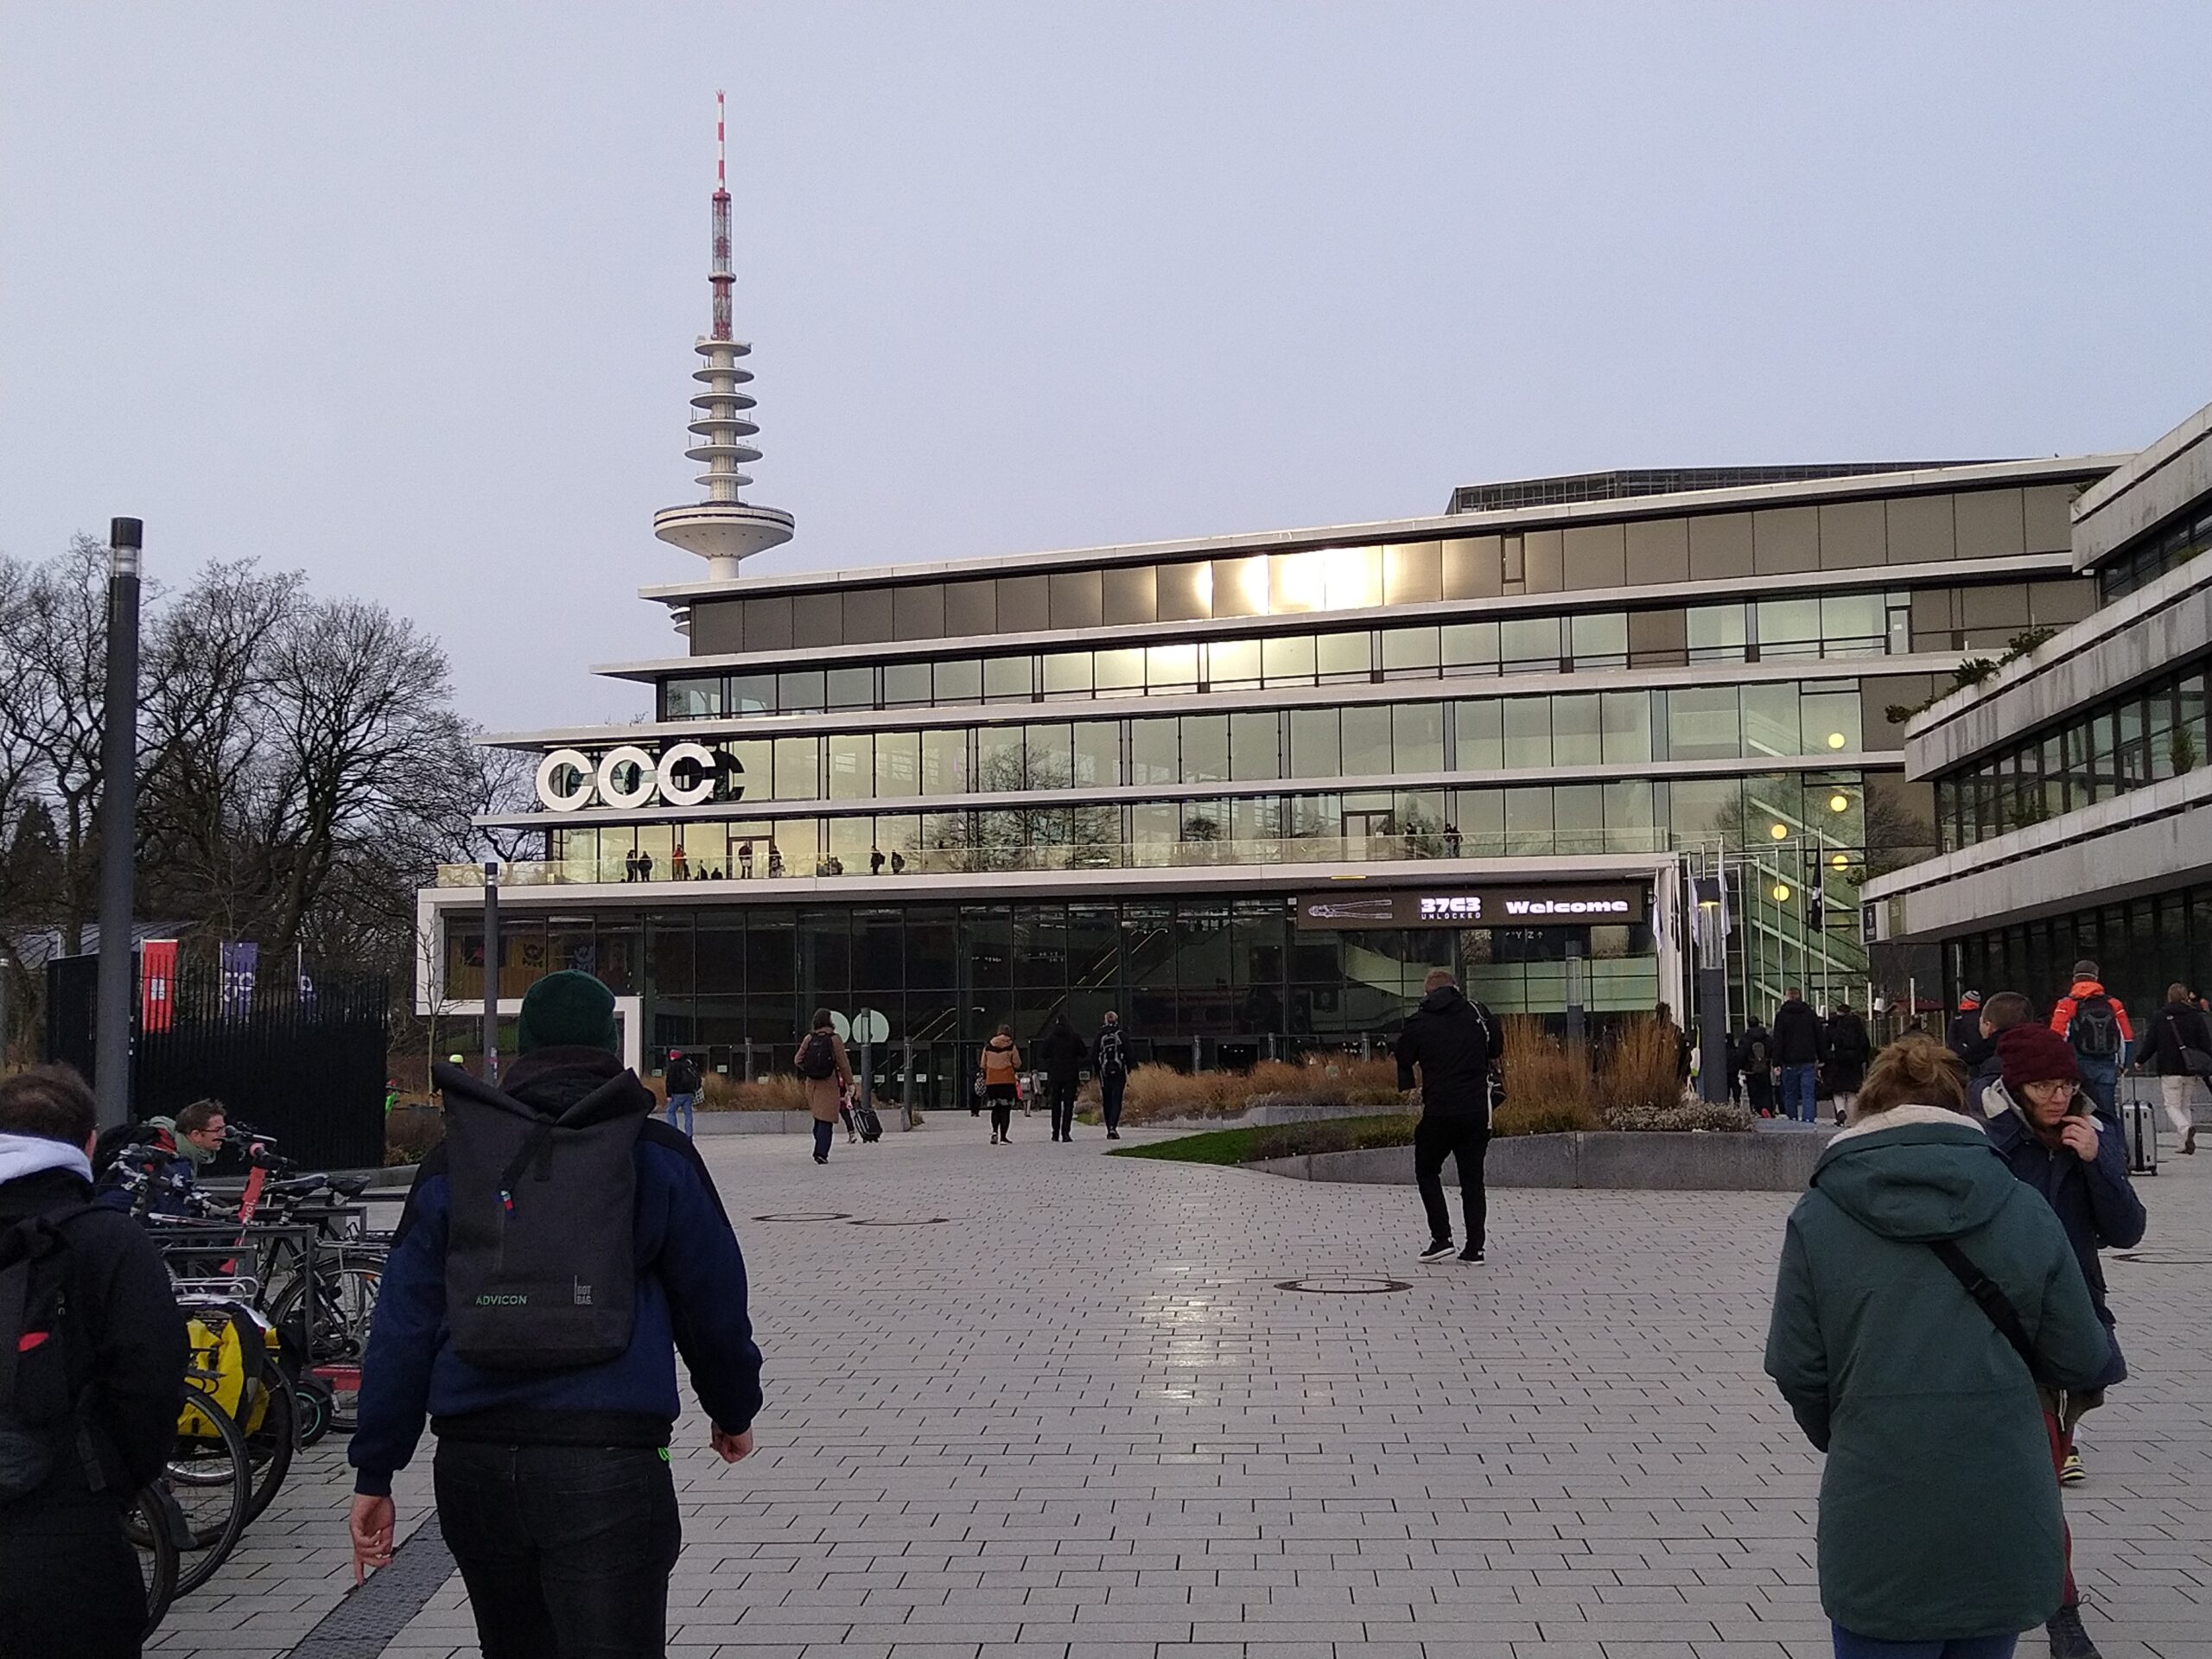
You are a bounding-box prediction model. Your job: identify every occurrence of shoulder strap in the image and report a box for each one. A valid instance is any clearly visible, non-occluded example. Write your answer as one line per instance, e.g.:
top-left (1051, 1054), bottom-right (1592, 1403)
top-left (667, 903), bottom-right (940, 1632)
top-left (1928, 1239), bottom-right (2047, 1385)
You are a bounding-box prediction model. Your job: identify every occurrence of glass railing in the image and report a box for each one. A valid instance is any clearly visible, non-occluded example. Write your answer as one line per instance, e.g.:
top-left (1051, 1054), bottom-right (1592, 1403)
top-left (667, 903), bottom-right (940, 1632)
top-left (437, 827), bottom-right (1679, 888)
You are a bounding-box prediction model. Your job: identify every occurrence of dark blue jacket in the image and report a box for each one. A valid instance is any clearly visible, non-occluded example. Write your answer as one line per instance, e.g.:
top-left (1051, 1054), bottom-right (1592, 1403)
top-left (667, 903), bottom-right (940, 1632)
top-left (349, 1051), bottom-right (764, 1497)
top-left (1984, 1085), bottom-right (2146, 1390)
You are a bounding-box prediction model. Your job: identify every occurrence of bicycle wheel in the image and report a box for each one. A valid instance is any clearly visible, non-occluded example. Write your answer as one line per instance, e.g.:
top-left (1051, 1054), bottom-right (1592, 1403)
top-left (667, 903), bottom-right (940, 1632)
top-left (168, 1386), bottom-right (251, 1593)
top-left (269, 1252), bottom-right (383, 1366)
top-left (242, 1356), bottom-right (296, 1523)
top-left (124, 1484), bottom-right (181, 1637)
top-left (293, 1372), bottom-right (335, 1448)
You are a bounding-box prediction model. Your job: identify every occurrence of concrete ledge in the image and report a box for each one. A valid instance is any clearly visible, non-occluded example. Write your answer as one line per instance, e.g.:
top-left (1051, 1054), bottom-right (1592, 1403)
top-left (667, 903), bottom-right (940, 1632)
top-left (697, 1109), bottom-right (823, 1135)
top-left (1129, 1098), bottom-right (1396, 1134)
top-left (1253, 1128), bottom-right (1834, 1192)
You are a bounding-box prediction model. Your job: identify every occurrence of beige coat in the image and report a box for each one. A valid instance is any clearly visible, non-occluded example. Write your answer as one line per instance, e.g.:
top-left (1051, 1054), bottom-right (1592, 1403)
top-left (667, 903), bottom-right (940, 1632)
top-left (798, 1032), bottom-right (854, 1121)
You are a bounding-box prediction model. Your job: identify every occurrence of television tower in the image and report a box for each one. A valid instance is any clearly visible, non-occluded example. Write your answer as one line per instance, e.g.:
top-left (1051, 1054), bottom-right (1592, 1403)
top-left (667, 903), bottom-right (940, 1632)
top-left (653, 91), bottom-right (793, 579)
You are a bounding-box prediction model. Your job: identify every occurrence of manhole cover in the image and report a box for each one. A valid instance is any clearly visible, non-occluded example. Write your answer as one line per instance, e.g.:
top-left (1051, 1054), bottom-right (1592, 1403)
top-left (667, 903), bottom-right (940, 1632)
top-left (849, 1217), bottom-right (953, 1226)
top-left (1274, 1275), bottom-right (1411, 1294)
top-left (752, 1211), bottom-right (852, 1223)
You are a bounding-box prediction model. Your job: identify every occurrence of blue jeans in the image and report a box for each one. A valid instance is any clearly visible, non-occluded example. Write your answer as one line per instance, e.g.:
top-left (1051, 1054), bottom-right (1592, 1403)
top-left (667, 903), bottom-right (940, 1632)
top-left (1832, 1624), bottom-right (2015, 1659)
top-left (2077, 1055), bottom-right (2118, 1117)
top-left (664, 1092), bottom-right (695, 1136)
top-left (1783, 1063), bottom-right (1819, 1122)
top-left (434, 1441), bottom-right (681, 1659)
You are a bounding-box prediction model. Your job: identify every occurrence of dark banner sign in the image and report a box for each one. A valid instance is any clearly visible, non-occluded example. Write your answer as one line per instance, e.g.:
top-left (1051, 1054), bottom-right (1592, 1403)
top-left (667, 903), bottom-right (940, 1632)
top-left (1294, 883), bottom-right (1649, 930)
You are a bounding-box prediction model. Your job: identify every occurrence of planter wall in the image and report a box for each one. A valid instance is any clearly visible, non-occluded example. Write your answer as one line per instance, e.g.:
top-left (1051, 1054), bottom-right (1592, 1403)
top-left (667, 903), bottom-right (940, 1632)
top-left (1253, 1127), bottom-right (1835, 1192)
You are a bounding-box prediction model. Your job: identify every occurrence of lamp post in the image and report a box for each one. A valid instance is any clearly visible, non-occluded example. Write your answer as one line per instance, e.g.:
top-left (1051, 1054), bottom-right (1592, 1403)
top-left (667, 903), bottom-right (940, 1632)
top-left (92, 518), bottom-right (143, 1128)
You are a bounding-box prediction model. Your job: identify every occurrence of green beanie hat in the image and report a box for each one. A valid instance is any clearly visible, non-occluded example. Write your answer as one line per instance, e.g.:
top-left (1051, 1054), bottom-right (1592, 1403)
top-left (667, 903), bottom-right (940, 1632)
top-left (516, 970), bottom-right (620, 1055)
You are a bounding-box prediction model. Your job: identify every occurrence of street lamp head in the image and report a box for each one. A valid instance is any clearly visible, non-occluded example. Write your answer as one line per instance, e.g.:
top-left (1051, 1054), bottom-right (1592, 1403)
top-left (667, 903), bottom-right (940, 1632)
top-left (109, 517), bottom-right (143, 577)
top-left (1769, 823), bottom-right (1788, 841)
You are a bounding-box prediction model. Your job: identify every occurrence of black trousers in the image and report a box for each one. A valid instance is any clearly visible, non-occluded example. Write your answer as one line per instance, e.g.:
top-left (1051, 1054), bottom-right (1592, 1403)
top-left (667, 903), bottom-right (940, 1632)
top-left (986, 1084), bottom-right (1016, 1135)
top-left (1048, 1077), bottom-right (1078, 1137)
top-left (435, 1440), bottom-right (681, 1659)
top-left (1413, 1114), bottom-right (1490, 1249)
top-left (0, 1487), bottom-right (145, 1659)
top-left (1100, 1070), bottom-right (1126, 1131)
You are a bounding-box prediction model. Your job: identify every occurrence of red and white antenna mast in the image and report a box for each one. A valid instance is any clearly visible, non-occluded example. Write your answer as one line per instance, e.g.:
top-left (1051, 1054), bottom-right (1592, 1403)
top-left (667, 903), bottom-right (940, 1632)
top-left (710, 90), bottom-right (734, 342)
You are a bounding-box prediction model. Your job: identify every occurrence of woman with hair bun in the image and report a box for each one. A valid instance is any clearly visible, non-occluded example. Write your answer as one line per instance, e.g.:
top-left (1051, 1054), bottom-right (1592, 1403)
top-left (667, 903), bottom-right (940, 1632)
top-left (1764, 1038), bottom-right (2115, 1658)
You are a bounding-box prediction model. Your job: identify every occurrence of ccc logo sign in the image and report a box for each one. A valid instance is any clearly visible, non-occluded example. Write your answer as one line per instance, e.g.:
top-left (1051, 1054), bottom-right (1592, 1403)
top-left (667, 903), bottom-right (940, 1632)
top-left (535, 743), bottom-right (722, 812)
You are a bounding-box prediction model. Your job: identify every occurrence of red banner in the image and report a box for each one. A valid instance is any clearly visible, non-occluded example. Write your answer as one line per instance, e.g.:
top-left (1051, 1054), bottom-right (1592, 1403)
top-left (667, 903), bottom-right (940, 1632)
top-left (140, 939), bottom-right (179, 1033)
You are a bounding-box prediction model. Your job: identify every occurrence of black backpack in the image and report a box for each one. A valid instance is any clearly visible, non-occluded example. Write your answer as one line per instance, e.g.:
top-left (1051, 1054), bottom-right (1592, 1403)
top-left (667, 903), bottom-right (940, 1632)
top-left (1096, 1028), bottom-right (1127, 1077)
top-left (796, 1032), bottom-right (840, 1081)
top-left (2069, 995), bottom-right (2122, 1059)
top-left (442, 1079), bottom-right (649, 1371)
top-left (0, 1206), bottom-right (96, 1499)
top-left (1744, 1034), bottom-right (1770, 1070)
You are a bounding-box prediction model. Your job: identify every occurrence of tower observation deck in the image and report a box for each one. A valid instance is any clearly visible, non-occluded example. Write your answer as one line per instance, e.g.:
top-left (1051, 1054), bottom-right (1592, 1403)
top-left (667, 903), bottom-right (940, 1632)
top-left (652, 92), bottom-right (794, 579)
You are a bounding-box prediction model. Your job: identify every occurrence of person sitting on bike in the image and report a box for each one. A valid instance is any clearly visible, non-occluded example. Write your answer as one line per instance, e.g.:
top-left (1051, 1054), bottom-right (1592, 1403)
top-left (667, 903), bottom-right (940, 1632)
top-left (0, 1065), bottom-right (188, 1658)
top-left (94, 1099), bottom-right (226, 1217)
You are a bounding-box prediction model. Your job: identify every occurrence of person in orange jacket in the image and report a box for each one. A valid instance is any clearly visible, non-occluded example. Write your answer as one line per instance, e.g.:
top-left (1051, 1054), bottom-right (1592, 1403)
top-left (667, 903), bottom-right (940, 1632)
top-left (2049, 959), bottom-right (2133, 1118)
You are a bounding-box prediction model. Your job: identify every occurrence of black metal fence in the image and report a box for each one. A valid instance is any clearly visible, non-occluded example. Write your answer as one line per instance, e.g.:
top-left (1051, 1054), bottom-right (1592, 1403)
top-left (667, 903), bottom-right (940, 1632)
top-left (45, 954), bottom-right (389, 1171)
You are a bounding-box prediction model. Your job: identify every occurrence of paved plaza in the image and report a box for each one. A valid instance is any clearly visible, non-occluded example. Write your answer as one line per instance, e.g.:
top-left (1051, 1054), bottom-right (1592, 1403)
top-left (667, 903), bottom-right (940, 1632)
top-left (162, 1116), bottom-right (2212, 1659)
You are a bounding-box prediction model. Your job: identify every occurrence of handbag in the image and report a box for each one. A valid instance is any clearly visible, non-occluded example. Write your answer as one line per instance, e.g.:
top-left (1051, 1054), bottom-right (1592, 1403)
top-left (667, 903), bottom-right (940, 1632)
top-left (2182, 1046), bottom-right (2212, 1078)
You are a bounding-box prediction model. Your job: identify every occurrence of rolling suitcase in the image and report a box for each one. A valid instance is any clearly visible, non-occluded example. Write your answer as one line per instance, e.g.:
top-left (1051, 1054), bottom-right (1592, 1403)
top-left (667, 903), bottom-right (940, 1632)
top-left (854, 1100), bottom-right (883, 1142)
top-left (2120, 1077), bottom-right (2158, 1176)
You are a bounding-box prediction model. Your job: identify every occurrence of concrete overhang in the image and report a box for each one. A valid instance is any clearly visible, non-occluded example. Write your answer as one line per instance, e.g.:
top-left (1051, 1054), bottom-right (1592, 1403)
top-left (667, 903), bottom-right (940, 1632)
top-left (2073, 399), bottom-right (2212, 571)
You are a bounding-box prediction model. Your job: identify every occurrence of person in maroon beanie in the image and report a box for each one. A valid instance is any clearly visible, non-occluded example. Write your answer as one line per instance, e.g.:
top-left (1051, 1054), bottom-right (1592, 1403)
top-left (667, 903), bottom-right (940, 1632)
top-left (1984, 1022), bottom-right (2147, 1659)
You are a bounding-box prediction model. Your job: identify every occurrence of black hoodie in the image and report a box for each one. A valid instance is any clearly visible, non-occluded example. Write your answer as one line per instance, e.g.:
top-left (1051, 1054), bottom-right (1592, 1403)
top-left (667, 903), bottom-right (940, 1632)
top-left (1394, 985), bottom-right (1503, 1117)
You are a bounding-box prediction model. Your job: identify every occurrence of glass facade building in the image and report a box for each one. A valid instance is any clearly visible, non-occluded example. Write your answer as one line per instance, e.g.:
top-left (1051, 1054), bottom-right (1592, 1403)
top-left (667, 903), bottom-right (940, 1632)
top-left (423, 456), bottom-right (2116, 1096)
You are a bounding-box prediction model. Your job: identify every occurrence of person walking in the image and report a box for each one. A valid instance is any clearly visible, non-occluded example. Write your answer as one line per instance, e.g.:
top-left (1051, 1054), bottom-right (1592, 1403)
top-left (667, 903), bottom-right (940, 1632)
top-left (1395, 969), bottom-right (1503, 1264)
top-left (1947, 990), bottom-right (1993, 1071)
top-left (1035, 1014), bottom-right (1087, 1142)
top-left (1967, 990), bottom-right (2035, 1107)
top-left (1736, 1017), bottom-right (1777, 1117)
top-left (663, 1050), bottom-right (702, 1139)
top-left (348, 971), bottom-right (763, 1659)
top-left (1656, 1001), bottom-right (1693, 1094)
top-left (2146, 982), bottom-right (2210, 1154)
top-left (1823, 1003), bottom-right (1872, 1124)
top-left (1772, 988), bottom-right (1825, 1124)
top-left (978, 1026), bottom-right (1023, 1145)
top-left (1093, 1012), bottom-right (1131, 1139)
top-left (1764, 1038), bottom-right (2114, 1659)
top-left (794, 1011), bottom-right (854, 1166)
top-left (0, 1067), bottom-right (188, 1659)
top-left (1980, 1023), bottom-right (2147, 1659)
top-left (2049, 959), bottom-right (2133, 1118)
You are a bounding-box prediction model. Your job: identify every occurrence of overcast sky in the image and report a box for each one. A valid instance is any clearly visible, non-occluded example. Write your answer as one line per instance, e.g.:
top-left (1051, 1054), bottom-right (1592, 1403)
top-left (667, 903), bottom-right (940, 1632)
top-left (5, 3), bottom-right (2209, 729)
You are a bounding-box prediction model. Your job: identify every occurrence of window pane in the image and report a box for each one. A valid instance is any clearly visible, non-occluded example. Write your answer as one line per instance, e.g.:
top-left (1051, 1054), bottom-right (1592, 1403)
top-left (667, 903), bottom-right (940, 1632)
top-left (1094, 647), bottom-right (1144, 696)
top-left (778, 670), bottom-right (825, 715)
top-left (1667, 686), bottom-right (1740, 760)
top-left (1669, 776), bottom-right (1741, 844)
top-left (1340, 705), bottom-right (1391, 774)
top-left (1208, 637), bottom-right (1261, 689)
top-left (725, 738), bottom-right (773, 805)
top-left (881, 662), bottom-right (931, 708)
top-left (1569, 612), bottom-right (1628, 669)
top-left (1322, 546), bottom-right (1382, 610)
top-left (977, 726), bottom-right (1026, 789)
top-left (1604, 779), bottom-right (1659, 850)
top-left (1756, 598), bottom-right (1821, 658)
top-left (1380, 626), bottom-right (1440, 676)
top-left (1289, 708), bottom-right (1339, 778)
top-left (774, 734), bottom-right (820, 798)
top-left (921, 728), bottom-right (969, 795)
top-left (1041, 652), bottom-right (1092, 696)
top-left (1455, 700), bottom-right (1502, 770)
top-left (1504, 787), bottom-right (1553, 853)
top-left (1801, 688), bottom-right (1861, 755)
top-left (1601, 691), bottom-right (1652, 764)
top-left (1262, 633), bottom-right (1316, 685)
top-left (1821, 591), bottom-right (1885, 656)
top-left (934, 659), bottom-right (982, 704)
top-left (1315, 631), bottom-right (1370, 682)
top-left (1181, 715), bottom-right (1230, 784)
top-left (727, 672), bottom-right (775, 715)
top-left (1688, 604), bottom-right (1746, 662)
top-left (874, 730), bottom-right (919, 798)
top-left (1392, 702), bottom-right (1446, 773)
top-left (1131, 717), bottom-right (1179, 785)
top-left (1230, 711), bottom-right (1280, 780)
top-left (1501, 616), bottom-right (1561, 671)
top-left (1073, 721), bottom-right (1120, 787)
top-left (1554, 783), bottom-right (1604, 848)
top-left (1504, 699), bottom-right (1551, 768)
top-left (1442, 620), bottom-right (1500, 671)
top-left (1551, 693), bottom-right (1601, 766)
top-left (1741, 683), bottom-right (1801, 758)
top-left (664, 676), bottom-right (721, 718)
top-left (1147, 643), bottom-right (1198, 692)
top-left (984, 656), bottom-right (1032, 702)
top-left (1451, 788), bottom-right (1503, 849)
top-left (826, 733), bottom-right (874, 801)
top-left (827, 666), bottom-right (875, 710)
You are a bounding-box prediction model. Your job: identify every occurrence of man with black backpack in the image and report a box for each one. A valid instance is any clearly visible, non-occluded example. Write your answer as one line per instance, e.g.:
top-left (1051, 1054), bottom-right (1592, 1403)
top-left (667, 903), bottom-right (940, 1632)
top-left (1734, 1017), bottom-right (1776, 1116)
top-left (0, 1065), bottom-right (188, 1659)
top-left (348, 971), bottom-right (764, 1658)
top-left (1093, 1011), bottom-right (1130, 1139)
top-left (2050, 958), bottom-right (2133, 1119)
top-left (662, 1049), bottom-right (702, 1139)
top-left (1395, 969), bottom-right (1503, 1264)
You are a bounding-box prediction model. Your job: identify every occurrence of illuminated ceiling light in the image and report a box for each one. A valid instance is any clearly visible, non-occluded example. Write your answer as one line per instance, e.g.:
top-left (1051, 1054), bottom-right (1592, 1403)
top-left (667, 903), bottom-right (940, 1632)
top-left (1827, 732), bottom-right (1848, 749)
top-left (1772, 883), bottom-right (1793, 902)
top-left (1829, 793), bottom-right (1850, 813)
top-left (1770, 823), bottom-right (1789, 841)
top-left (1831, 852), bottom-right (1849, 869)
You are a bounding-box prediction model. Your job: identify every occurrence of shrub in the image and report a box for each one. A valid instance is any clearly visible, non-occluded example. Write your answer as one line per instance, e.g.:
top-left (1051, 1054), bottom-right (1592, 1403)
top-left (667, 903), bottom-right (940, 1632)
top-left (1492, 1096), bottom-right (1601, 1136)
top-left (1598, 1018), bottom-right (1683, 1119)
top-left (385, 1103), bottom-right (444, 1167)
top-left (702, 1072), bottom-right (807, 1112)
top-left (1607, 1098), bottom-right (1756, 1133)
top-left (1501, 1016), bottom-right (1596, 1124)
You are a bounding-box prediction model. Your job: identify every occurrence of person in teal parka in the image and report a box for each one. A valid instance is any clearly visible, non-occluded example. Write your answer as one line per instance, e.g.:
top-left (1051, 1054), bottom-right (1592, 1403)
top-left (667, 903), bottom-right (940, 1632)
top-left (1764, 1035), bottom-right (2114, 1658)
